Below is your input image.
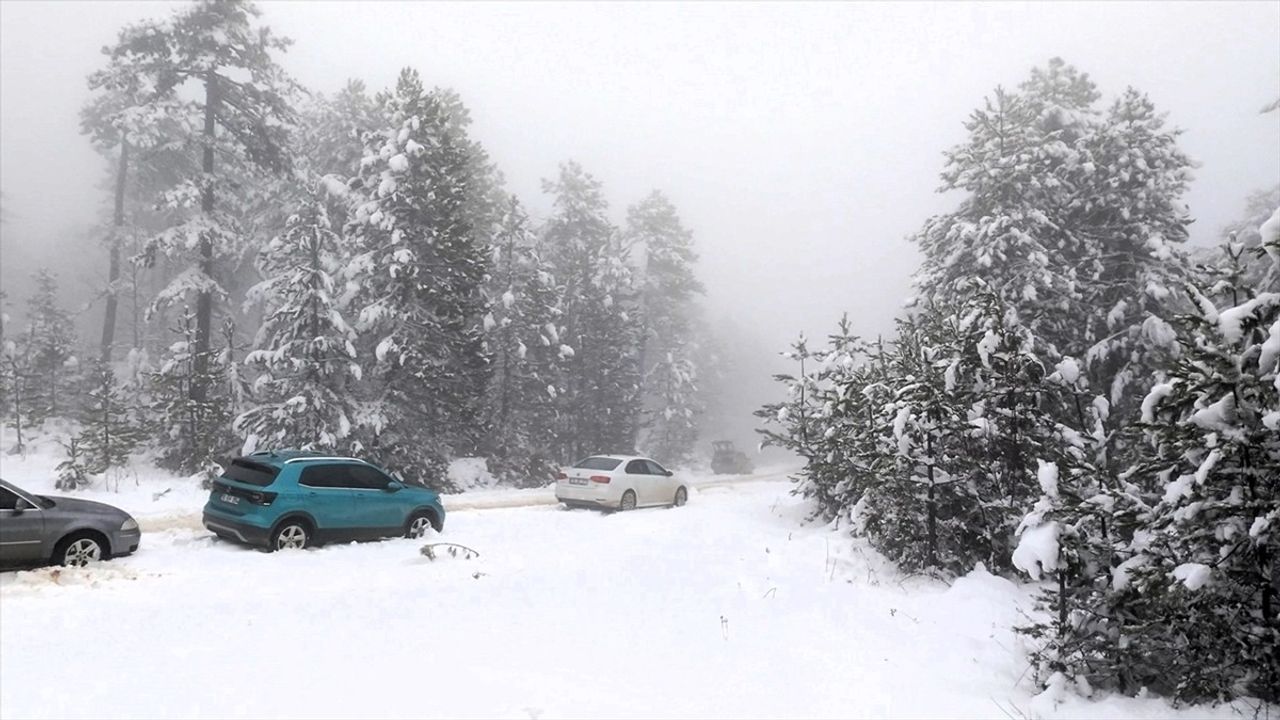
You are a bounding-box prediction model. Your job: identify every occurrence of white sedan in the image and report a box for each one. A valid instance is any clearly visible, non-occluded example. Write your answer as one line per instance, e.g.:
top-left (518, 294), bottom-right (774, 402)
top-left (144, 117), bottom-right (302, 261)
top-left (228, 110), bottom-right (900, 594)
top-left (555, 455), bottom-right (688, 511)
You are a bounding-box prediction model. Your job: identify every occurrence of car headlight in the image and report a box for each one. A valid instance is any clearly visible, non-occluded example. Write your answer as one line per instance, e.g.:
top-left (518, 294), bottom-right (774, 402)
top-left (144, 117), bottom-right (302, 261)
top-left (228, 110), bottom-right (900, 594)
top-left (120, 518), bottom-right (139, 532)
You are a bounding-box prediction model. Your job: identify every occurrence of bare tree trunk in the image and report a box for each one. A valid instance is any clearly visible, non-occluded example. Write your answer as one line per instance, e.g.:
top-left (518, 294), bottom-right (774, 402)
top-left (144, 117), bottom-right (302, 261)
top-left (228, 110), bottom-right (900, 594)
top-left (193, 70), bottom-right (218, 403)
top-left (100, 136), bottom-right (129, 364)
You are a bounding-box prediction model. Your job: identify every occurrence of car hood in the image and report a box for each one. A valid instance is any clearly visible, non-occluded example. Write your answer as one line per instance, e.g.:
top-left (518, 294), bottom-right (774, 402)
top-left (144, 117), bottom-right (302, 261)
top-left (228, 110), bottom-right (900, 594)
top-left (402, 485), bottom-right (441, 502)
top-left (44, 496), bottom-right (132, 519)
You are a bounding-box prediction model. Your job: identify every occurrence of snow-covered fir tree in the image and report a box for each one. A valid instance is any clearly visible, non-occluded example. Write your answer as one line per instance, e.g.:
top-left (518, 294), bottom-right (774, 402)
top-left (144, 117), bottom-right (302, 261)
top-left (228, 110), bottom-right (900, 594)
top-left (115, 0), bottom-right (296, 415)
top-left (912, 59), bottom-right (1192, 451)
top-left (345, 68), bottom-right (492, 488)
top-left (540, 162), bottom-right (643, 461)
top-left (149, 309), bottom-right (237, 480)
top-left (757, 322), bottom-right (872, 520)
top-left (480, 195), bottom-right (564, 485)
top-left (235, 186), bottom-right (360, 454)
top-left (625, 191), bottom-right (705, 464)
top-left (22, 269), bottom-right (79, 422)
top-left (55, 437), bottom-right (91, 491)
top-left (1, 332), bottom-right (35, 454)
top-left (1076, 87), bottom-right (1193, 425)
top-left (81, 19), bottom-right (188, 364)
top-left (75, 359), bottom-right (144, 477)
top-left (1016, 214), bottom-right (1280, 703)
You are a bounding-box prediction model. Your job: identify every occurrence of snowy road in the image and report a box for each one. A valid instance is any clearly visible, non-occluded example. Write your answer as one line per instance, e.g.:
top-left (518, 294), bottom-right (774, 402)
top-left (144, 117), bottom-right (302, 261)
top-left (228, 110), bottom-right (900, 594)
top-left (0, 477), bottom-right (1240, 719)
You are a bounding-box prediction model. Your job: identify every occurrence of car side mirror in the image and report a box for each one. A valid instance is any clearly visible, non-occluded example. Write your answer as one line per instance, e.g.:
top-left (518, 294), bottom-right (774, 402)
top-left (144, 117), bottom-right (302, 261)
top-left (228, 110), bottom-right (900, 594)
top-left (385, 481), bottom-right (404, 493)
top-left (665, 471), bottom-right (674, 477)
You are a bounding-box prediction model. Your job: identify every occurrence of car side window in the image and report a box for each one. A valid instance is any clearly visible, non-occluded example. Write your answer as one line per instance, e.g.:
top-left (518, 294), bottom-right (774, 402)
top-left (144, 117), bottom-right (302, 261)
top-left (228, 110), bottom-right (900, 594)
top-left (348, 465), bottom-right (391, 490)
top-left (624, 460), bottom-right (648, 475)
top-left (645, 460), bottom-right (668, 476)
top-left (299, 464), bottom-right (351, 489)
top-left (0, 488), bottom-right (18, 510)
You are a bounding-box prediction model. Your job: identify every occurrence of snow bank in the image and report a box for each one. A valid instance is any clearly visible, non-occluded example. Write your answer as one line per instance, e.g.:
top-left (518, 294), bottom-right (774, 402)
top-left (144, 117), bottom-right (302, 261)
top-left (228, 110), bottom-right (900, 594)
top-left (446, 457), bottom-right (500, 491)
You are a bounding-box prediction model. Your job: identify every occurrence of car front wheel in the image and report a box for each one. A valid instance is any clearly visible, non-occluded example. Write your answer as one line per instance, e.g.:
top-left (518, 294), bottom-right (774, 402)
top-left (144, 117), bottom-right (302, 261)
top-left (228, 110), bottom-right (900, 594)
top-left (56, 533), bottom-right (106, 567)
top-left (406, 513), bottom-right (435, 539)
top-left (673, 486), bottom-right (688, 507)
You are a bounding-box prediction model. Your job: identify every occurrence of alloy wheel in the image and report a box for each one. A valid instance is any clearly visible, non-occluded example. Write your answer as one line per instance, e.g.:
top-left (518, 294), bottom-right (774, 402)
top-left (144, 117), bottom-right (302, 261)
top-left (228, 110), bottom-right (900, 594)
top-left (408, 516), bottom-right (431, 538)
top-left (63, 538), bottom-right (102, 567)
top-left (277, 524), bottom-right (308, 550)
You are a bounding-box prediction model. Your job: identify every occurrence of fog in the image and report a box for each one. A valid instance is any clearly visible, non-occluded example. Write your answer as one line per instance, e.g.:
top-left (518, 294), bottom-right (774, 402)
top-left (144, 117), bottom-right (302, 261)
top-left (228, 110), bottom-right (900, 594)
top-left (2, 0), bottom-right (1278, 441)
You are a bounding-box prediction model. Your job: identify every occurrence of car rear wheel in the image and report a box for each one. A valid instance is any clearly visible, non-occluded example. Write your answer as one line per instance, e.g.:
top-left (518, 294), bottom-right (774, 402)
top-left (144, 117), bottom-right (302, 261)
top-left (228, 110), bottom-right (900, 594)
top-left (673, 486), bottom-right (688, 507)
top-left (270, 521), bottom-right (310, 552)
top-left (619, 490), bottom-right (637, 512)
top-left (406, 513), bottom-right (435, 539)
top-left (56, 533), bottom-right (106, 567)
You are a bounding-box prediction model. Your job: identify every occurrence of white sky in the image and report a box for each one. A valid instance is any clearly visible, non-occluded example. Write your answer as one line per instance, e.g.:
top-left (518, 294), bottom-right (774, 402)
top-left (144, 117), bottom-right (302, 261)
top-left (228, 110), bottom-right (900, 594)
top-left (1, 1), bottom-right (1278, 433)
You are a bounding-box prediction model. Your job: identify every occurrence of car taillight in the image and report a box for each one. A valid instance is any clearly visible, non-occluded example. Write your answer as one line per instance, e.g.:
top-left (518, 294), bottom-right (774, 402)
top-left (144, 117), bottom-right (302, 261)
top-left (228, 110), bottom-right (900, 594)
top-left (590, 475), bottom-right (611, 484)
top-left (248, 491), bottom-right (277, 506)
top-left (556, 472), bottom-right (568, 480)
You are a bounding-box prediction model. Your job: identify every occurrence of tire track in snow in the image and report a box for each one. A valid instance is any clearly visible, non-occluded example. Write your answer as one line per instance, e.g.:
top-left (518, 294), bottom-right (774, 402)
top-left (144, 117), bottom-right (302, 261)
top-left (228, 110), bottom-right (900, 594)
top-left (133, 466), bottom-right (801, 531)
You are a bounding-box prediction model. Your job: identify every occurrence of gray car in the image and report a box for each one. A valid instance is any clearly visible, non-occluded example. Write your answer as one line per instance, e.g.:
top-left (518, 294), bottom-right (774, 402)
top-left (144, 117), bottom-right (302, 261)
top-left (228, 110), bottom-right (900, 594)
top-left (0, 479), bottom-right (141, 568)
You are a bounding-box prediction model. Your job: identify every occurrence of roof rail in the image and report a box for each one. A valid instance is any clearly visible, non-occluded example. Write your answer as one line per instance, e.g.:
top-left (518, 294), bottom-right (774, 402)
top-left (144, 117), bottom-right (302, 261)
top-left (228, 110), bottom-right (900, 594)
top-left (281, 456), bottom-right (369, 465)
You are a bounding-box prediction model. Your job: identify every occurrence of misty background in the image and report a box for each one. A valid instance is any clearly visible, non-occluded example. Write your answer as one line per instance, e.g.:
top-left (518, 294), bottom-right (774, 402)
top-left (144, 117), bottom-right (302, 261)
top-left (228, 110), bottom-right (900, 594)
top-left (2, 0), bottom-right (1278, 447)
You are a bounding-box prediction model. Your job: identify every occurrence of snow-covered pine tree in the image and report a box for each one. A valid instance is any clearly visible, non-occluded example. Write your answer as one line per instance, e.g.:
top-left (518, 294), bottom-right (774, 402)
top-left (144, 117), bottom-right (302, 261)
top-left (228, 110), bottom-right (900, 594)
top-left (641, 351), bottom-right (700, 466)
top-left (625, 191), bottom-right (705, 464)
top-left (345, 68), bottom-right (492, 488)
top-left (75, 359), bottom-right (144, 478)
top-left (1, 333), bottom-right (35, 454)
top-left (55, 437), bottom-right (91, 491)
top-left (296, 79), bottom-right (378, 182)
top-left (81, 18), bottom-right (186, 364)
top-left (115, 0), bottom-right (297, 414)
top-left (911, 62), bottom-right (1097, 359)
top-left (235, 185), bottom-right (359, 454)
top-left (1099, 240), bottom-right (1277, 703)
top-left (757, 334), bottom-right (823, 462)
top-left (22, 269), bottom-right (79, 423)
top-left (540, 162), bottom-right (643, 461)
top-left (481, 195), bottom-right (563, 486)
top-left (757, 321), bottom-right (875, 521)
top-left (1075, 87), bottom-right (1193, 428)
top-left (1019, 220), bottom-right (1280, 703)
top-left (149, 308), bottom-right (236, 480)
top-left (857, 305), bottom-right (973, 574)
top-left (1219, 185), bottom-right (1280, 291)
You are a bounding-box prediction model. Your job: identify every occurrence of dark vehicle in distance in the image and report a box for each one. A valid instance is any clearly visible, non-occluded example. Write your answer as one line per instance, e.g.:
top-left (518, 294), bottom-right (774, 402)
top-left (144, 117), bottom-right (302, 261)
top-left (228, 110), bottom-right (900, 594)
top-left (0, 479), bottom-right (141, 568)
top-left (711, 440), bottom-right (754, 475)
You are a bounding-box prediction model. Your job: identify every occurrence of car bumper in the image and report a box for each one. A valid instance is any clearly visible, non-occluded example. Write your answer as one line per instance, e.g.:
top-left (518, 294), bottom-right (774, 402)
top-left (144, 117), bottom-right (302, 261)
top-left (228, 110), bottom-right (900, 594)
top-left (555, 489), bottom-right (620, 509)
top-left (202, 511), bottom-right (272, 547)
top-left (110, 529), bottom-right (141, 557)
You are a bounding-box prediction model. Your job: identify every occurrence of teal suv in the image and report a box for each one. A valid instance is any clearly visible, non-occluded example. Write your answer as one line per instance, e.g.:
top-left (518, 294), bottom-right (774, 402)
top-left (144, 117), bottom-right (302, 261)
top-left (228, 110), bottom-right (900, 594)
top-left (202, 451), bottom-right (445, 551)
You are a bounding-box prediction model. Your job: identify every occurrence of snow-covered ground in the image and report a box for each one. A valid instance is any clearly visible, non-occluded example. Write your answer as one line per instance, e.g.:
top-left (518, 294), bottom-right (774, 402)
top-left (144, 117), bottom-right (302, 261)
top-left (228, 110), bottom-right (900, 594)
top-left (0, 438), bottom-right (1256, 719)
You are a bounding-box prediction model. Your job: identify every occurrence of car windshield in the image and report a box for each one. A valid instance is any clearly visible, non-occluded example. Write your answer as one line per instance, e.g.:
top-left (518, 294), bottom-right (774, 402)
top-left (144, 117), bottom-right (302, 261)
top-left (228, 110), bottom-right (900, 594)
top-left (572, 457), bottom-right (623, 471)
top-left (221, 459), bottom-right (280, 487)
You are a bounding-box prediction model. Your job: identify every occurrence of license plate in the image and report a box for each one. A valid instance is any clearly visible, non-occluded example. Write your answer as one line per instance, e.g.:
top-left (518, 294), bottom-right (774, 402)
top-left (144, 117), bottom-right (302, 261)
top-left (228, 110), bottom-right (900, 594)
top-left (220, 493), bottom-right (240, 505)
top-left (568, 478), bottom-right (587, 486)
